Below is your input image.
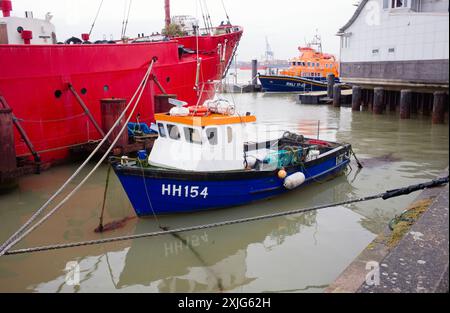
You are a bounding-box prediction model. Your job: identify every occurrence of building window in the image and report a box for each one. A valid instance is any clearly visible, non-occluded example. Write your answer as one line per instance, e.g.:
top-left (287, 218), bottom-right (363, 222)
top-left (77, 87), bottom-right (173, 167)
top-left (388, 47), bottom-right (395, 53)
top-left (227, 127), bottom-right (233, 143)
top-left (341, 36), bottom-right (350, 49)
top-left (372, 49), bottom-right (380, 55)
top-left (316, 62), bottom-right (320, 67)
top-left (307, 62), bottom-right (311, 67)
top-left (206, 128), bottom-right (218, 145)
top-left (158, 123), bottom-right (167, 138)
top-left (390, 0), bottom-right (419, 10)
top-left (167, 124), bottom-right (180, 140)
top-left (383, 0), bottom-right (390, 9)
top-left (184, 127), bottom-right (202, 144)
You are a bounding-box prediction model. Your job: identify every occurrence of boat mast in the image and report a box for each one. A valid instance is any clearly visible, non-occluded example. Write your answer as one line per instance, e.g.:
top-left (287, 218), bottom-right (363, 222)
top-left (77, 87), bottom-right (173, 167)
top-left (165, 0), bottom-right (171, 29)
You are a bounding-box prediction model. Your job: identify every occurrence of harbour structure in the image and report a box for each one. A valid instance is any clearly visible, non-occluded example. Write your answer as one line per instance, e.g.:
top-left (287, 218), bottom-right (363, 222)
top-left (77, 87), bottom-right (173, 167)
top-left (0, 0), bottom-right (242, 187)
top-left (337, 0), bottom-right (449, 122)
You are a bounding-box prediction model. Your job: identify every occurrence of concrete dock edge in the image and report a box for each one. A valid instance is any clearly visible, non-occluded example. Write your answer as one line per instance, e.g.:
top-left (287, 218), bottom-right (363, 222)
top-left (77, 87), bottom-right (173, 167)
top-left (326, 171), bottom-right (449, 293)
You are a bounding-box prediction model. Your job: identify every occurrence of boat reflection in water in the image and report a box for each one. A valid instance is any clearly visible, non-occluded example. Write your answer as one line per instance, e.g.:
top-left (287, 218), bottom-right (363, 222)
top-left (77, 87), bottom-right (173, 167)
top-left (25, 169), bottom-right (352, 292)
top-left (113, 173), bottom-right (351, 292)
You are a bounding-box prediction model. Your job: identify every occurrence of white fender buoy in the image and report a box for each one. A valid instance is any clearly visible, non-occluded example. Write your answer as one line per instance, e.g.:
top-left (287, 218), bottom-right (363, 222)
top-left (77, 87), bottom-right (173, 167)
top-left (169, 106), bottom-right (190, 116)
top-left (283, 172), bottom-right (306, 190)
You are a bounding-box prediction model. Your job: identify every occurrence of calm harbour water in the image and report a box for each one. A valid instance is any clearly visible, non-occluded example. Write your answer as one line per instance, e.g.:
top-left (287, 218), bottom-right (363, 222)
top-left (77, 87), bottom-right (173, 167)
top-left (0, 89), bottom-right (448, 293)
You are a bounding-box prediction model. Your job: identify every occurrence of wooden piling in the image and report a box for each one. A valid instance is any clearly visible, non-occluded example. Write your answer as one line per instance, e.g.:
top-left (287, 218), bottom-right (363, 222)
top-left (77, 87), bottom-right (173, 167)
top-left (100, 98), bottom-right (129, 148)
top-left (389, 91), bottom-right (397, 112)
top-left (432, 91), bottom-right (447, 124)
top-left (422, 93), bottom-right (431, 116)
top-left (400, 90), bottom-right (412, 119)
top-left (411, 92), bottom-right (418, 115)
top-left (0, 108), bottom-right (17, 189)
top-left (333, 84), bottom-right (341, 107)
top-left (373, 87), bottom-right (385, 114)
top-left (327, 74), bottom-right (335, 99)
top-left (251, 59), bottom-right (258, 86)
top-left (352, 86), bottom-right (362, 111)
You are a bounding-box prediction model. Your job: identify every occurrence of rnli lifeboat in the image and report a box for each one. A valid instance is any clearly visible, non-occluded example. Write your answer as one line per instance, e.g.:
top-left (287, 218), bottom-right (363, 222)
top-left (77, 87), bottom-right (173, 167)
top-left (111, 98), bottom-right (352, 216)
top-left (259, 34), bottom-right (341, 93)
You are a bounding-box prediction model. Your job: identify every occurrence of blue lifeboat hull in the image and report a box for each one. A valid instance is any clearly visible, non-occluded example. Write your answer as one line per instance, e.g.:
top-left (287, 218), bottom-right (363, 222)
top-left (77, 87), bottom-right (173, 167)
top-left (258, 75), bottom-right (340, 93)
top-left (112, 144), bottom-right (351, 216)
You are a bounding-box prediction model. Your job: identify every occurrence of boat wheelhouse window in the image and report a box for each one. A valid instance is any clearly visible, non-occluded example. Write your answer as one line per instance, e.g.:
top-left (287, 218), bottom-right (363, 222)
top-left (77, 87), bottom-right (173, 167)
top-left (167, 124), bottom-right (181, 140)
top-left (227, 127), bottom-right (233, 143)
top-left (206, 128), bottom-right (218, 145)
top-left (158, 123), bottom-right (167, 138)
top-left (184, 127), bottom-right (202, 144)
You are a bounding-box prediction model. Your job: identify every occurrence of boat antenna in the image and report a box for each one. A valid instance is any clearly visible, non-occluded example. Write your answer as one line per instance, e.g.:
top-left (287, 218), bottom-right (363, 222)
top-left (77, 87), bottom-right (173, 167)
top-left (88, 0), bottom-right (104, 37)
top-left (121, 0), bottom-right (133, 39)
top-left (120, 0), bottom-right (128, 39)
top-left (198, 0), bottom-right (209, 33)
top-left (220, 0), bottom-right (231, 24)
top-left (203, 0), bottom-right (213, 31)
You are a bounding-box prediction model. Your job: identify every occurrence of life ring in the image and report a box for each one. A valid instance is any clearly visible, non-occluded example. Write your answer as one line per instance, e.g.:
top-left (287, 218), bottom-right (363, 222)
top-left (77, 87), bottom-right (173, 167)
top-left (189, 106), bottom-right (209, 117)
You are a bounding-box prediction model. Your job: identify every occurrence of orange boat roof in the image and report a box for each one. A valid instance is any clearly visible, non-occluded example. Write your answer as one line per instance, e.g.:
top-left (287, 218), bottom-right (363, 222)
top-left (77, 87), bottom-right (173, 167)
top-left (155, 113), bottom-right (257, 127)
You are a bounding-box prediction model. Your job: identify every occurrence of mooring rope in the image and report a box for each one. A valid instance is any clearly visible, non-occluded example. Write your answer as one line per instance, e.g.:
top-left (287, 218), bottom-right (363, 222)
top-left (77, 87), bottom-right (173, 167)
top-left (0, 59), bottom-right (156, 257)
top-left (3, 176), bottom-right (448, 256)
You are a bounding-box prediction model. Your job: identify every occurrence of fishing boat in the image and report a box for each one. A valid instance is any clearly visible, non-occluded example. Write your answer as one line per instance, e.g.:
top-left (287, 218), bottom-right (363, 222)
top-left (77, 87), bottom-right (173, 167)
top-left (0, 0), bottom-right (242, 165)
top-left (258, 34), bottom-right (340, 92)
top-left (112, 98), bottom-right (352, 216)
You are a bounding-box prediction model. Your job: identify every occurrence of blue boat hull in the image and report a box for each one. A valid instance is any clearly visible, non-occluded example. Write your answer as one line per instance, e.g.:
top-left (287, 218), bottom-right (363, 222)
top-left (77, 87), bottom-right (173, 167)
top-left (258, 75), bottom-right (340, 93)
top-left (113, 145), bottom-right (351, 216)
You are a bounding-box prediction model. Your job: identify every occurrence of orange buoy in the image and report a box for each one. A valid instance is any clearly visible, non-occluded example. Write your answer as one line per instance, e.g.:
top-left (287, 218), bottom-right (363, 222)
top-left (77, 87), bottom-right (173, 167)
top-left (278, 169), bottom-right (287, 179)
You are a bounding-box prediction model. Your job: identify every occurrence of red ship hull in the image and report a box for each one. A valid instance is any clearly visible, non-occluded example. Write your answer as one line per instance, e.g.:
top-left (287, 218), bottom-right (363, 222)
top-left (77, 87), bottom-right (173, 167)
top-left (0, 30), bottom-right (242, 162)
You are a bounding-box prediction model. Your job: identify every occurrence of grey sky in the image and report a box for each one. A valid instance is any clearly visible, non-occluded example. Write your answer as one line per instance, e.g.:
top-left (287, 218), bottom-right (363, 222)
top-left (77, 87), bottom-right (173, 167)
top-left (12, 0), bottom-right (357, 60)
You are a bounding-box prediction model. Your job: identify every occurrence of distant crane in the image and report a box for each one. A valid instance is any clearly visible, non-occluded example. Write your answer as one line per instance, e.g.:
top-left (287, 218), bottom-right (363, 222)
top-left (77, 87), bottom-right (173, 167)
top-left (264, 36), bottom-right (274, 64)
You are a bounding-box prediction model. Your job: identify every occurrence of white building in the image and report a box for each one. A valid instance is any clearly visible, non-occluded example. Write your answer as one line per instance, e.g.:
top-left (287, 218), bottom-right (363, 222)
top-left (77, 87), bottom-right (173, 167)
top-left (338, 0), bottom-right (449, 89)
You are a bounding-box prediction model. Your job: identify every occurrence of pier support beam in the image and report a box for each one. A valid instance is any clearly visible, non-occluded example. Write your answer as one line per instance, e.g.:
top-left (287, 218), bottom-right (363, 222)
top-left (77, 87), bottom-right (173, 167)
top-left (432, 91), bottom-right (447, 124)
top-left (373, 87), bottom-right (385, 114)
top-left (333, 84), bottom-right (341, 108)
top-left (352, 86), bottom-right (362, 111)
top-left (327, 74), bottom-right (335, 99)
top-left (400, 90), bottom-right (412, 119)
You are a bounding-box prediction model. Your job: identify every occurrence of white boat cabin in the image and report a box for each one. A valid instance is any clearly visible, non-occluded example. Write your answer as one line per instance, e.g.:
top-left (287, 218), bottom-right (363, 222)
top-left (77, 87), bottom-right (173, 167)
top-left (149, 112), bottom-right (257, 172)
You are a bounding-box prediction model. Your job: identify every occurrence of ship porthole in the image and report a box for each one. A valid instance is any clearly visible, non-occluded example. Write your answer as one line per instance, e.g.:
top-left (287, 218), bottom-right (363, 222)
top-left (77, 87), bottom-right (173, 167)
top-left (54, 90), bottom-right (62, 98)
top-left (81, 88), bottom-right (87, 95)
top-left (103, 85), bottom-right (109, 92)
